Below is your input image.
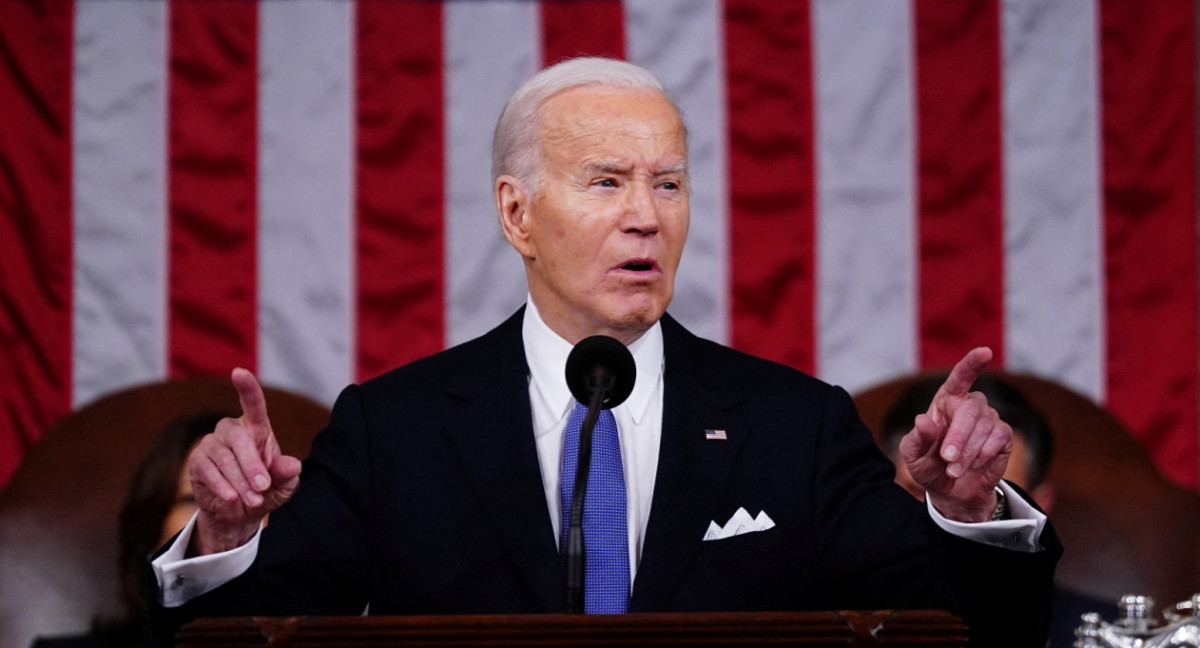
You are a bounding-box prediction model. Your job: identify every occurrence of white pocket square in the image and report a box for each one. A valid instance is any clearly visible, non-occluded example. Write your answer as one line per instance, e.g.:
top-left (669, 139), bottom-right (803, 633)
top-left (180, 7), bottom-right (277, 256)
top-left (702, 507), bottom-right (775, 541)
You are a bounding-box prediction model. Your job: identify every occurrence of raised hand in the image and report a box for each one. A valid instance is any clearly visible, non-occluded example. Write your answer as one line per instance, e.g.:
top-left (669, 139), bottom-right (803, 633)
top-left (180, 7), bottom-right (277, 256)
top-left (899, 348), bottom-right (1011, 523)
top-left (187, 368), bottom-right (302, 555)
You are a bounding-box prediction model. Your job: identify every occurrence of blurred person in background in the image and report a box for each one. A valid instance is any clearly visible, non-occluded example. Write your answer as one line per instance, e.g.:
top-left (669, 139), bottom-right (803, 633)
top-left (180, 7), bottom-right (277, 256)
top-left (34, 411), bottom-right (227, 648)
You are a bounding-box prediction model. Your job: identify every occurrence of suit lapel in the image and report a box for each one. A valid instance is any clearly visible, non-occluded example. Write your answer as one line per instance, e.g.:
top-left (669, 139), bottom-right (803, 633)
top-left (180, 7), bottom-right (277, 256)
top-left (434, 311), bottom-right (749, 612)
top-left (439, 309), bottom-right (565, 612)
top-left (630, 316), bottom-right (747, 611)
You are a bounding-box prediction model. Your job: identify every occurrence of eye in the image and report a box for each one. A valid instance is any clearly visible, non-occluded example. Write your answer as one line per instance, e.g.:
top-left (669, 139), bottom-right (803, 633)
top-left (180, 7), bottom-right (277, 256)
top-left (659, 181), bottom-right (680, 191)
top-left (594, 178), bottom-right (617, 188)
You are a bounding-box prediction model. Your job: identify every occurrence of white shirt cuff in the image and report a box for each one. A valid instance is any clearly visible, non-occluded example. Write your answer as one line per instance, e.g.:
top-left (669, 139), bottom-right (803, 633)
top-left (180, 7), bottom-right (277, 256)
top-left (151, 511), bottom-right (263, 608)
top-left (926, 481), bottom-right (1047, 552)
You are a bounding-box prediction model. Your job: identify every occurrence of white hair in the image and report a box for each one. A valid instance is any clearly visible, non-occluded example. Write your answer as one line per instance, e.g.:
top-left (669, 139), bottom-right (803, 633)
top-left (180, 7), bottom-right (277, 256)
top-left (491, 57), bottom-right (684, 187)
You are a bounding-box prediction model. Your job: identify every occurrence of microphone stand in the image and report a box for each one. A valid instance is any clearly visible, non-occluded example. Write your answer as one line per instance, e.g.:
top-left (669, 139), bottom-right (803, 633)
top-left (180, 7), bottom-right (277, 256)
top-left (565, 367), bottom-right (610, 614)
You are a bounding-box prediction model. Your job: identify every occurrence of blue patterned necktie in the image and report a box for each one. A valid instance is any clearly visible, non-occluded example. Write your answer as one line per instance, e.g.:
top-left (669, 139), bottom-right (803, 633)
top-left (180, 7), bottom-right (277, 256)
top-left (560, 402), bottom-right (630, 613)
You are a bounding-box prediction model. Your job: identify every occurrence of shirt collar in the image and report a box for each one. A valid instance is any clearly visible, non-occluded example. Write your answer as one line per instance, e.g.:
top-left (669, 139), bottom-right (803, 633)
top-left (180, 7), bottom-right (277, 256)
top-left (523, 297), bottom-right (663, 427)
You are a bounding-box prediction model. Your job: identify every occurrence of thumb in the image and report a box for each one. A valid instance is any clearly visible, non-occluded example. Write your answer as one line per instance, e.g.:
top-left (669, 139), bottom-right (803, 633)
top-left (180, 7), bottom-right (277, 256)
top-left (269, 454), bottom-right (302, 484)
top-left (902, 413), bottom-right (940, 461)
top-left (265, 454), bottom-right (302, 507)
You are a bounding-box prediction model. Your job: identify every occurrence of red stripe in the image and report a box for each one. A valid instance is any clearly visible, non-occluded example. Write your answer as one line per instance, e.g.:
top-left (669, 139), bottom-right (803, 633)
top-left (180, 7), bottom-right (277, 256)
top-left (355, 0), bottom-right (445, 382)
top-left (541, 0), bottom-right (626, 64)
top-left (1100, 0), bottom-right (1199, 488)
top-left (725, 0), bottom-right (816, 373)
top-left (0, 1), bottom-right (74, 489)
top-left (914, 0), bottom-right (1005, 369)
top-left (167, 1), bottom-right (259, 378)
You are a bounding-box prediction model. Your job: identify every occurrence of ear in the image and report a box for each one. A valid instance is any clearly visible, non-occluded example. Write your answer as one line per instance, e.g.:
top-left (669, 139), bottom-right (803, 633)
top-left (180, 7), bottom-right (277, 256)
top-left (496, 175), bottom-right (535, 258)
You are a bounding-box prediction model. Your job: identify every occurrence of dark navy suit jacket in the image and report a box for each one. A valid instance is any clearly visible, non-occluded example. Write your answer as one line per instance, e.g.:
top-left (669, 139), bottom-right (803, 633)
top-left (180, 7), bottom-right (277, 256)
top-left (153, 308), bottom-right (1061, 646)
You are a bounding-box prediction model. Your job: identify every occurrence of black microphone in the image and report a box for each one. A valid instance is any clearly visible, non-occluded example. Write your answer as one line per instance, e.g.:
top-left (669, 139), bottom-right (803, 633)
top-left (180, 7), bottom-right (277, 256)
top-left (563, 335), bottom-right (635, 614)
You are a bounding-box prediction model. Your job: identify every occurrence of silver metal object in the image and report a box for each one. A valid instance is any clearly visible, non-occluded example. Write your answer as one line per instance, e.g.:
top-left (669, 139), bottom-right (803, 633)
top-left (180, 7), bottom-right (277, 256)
top-left (1074, 594), bottom-right (1200, 648)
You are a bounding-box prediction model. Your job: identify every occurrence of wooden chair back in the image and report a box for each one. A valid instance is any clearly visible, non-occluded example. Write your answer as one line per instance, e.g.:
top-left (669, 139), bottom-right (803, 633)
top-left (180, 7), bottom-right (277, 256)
top-left (0, 378), bottom-right (330, 648)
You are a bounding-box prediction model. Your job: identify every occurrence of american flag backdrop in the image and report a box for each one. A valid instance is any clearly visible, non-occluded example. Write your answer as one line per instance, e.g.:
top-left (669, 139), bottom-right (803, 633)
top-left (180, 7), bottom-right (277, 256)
top-left (1, 0), bottom-right (1197, 491)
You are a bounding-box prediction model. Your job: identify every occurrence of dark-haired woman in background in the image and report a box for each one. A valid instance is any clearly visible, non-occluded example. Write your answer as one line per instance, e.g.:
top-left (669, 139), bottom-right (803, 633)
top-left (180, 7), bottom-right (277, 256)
top-left (35, 411), bottom-right (228, 648)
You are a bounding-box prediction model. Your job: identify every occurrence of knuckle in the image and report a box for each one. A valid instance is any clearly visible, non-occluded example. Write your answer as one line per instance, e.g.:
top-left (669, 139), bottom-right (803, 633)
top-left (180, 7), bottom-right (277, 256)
top-left (196, 431), bottom-right (220, 451)
top-left (214, 453), bottom-right (247, 482)
top-left (214, 419), bottom-right (248, 443)
top-left (190, 461), bottom-right (212, 484)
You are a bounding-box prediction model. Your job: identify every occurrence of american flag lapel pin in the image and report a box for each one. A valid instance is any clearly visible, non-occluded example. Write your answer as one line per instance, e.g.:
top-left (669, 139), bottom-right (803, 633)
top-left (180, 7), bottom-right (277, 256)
top-left (704, 429), bottom-right (727, 441)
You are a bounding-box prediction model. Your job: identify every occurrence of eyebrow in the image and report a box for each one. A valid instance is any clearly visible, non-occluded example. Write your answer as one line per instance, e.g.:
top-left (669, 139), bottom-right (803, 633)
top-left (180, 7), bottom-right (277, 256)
top-left (582, 160), bottom-right (629, 175)
top-left (581, 160), bottom-right (689, 177)
top-left (655, 162), bottom-right (689, 178)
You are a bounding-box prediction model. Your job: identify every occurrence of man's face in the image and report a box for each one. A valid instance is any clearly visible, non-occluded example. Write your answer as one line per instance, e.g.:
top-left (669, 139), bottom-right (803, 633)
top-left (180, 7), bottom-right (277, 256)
top-left (497, 85), bottom-right (690, 345)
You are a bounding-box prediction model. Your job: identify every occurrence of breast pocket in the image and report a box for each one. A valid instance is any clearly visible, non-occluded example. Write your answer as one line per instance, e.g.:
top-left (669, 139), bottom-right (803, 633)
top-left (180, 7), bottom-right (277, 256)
top-left (694, 528), bottom-right (785, 565)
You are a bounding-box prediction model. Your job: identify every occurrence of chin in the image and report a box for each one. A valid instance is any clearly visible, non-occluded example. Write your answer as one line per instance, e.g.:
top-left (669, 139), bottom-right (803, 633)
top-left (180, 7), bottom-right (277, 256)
top-left (607, 302), bottom-right (666, 333)
top-left (579, 290), bottom-right (671, 337)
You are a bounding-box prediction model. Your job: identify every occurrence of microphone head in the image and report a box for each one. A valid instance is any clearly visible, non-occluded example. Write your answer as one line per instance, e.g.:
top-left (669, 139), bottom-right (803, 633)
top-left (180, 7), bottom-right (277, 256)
top-left (565, 335), bottom-right (636, 409)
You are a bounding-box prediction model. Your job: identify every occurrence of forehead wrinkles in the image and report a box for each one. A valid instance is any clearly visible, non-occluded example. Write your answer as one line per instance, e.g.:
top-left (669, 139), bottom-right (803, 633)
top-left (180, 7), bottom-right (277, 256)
top-left (539, 120), bottom-right (687, 180)
top-left (537, 88), bottom-right (684, 159)
top-left (542, 112), bottom-right (664, 150)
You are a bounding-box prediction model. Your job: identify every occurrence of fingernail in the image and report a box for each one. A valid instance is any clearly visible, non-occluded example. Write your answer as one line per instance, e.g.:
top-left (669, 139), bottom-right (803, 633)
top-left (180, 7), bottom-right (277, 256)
top-left (246, 492), bottom-right (263, 507)
top-left (943, 446), bottom-right (958, 462)
top-left (947, 463), bottom-right (963, 478)
top-left (254, 475), bottom-right (270, 491)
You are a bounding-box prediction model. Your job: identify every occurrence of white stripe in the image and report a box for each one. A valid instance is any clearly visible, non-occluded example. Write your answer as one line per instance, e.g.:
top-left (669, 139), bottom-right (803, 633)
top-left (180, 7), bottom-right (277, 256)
top-left (1000, 0), bottom-right (1104, 401)
top-left (444, 2), bottom-right (539, 346)
top-left (813, 0), bottom-right (918, 392)
top-left (257, 0), bottom-right (355, 405)
top-left (72, 0), bottom-right (169, 408)
top-left (626, 0), bottom-right (729, 345)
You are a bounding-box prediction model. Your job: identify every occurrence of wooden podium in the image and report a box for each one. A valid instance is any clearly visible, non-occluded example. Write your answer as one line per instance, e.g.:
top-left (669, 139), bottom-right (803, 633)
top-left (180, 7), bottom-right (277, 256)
top-left (176, 610), bottom-right (966, 647)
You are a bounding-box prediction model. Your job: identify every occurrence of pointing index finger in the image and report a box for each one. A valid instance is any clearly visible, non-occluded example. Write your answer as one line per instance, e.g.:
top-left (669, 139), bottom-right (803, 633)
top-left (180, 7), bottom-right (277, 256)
top-left (231, 367), bottom-right (271, 432)
top-left (931, 347), bottom-right (993, 406)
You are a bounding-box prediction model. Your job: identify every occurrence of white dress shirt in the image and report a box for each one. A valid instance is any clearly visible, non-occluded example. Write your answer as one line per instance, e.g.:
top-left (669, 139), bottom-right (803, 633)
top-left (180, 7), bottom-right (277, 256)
top-left (153, 299), bottom-right (1046, 607)
top-left (523, 298), bottom-right (663, 583)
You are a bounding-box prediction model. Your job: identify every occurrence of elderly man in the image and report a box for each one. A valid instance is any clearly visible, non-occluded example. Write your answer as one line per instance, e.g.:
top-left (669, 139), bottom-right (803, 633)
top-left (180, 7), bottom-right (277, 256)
top-left (151, 58), bottom-right (1060, 647)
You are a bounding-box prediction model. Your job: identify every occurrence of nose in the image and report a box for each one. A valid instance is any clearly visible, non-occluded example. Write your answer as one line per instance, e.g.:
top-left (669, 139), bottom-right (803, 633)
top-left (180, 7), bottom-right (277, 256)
top-left (621, 180), bottom-right (661, 235)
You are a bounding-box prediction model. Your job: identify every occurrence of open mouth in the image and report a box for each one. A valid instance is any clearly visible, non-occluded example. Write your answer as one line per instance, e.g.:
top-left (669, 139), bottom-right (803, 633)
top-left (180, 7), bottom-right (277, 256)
top-left (621, 261), bottom-right (654, 272)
